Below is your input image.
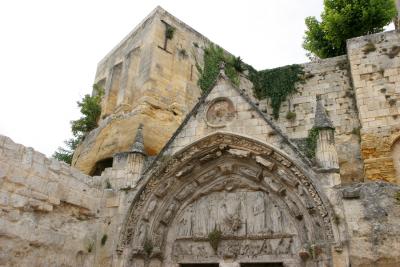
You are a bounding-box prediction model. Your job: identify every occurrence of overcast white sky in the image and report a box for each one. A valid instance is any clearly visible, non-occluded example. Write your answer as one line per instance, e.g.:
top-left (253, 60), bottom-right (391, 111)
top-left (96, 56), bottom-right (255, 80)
top-left (0, 0), bottom-right (393, 157)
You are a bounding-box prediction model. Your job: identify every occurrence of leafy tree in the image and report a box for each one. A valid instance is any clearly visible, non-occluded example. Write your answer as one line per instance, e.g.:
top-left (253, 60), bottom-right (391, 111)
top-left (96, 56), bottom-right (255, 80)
top-left (303, 0), bottom-right (397, 58)
top-left (53, 84), bottom-right (104, 164)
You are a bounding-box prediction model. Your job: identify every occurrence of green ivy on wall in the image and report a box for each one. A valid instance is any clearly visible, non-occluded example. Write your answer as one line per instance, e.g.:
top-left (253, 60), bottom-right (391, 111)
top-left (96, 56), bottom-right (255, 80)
top-left (305, 127), bottom-right (320, 159)
top-left (196, 45), bottom-right (240, 92)
top-left (247, 64), bottom-right (304, 119)
top-left (196, 45), bottom-right (304, 119)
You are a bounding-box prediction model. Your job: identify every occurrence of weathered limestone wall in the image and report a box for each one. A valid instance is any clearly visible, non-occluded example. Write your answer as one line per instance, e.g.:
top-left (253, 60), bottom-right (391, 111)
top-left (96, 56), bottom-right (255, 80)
top-left (0, 135), bottom-right (146, 267)
top-left (340, 182), bottom-right (400, 267)
top-left (73, 7), bottom-right (209, 174)
top-left (245, 56), bottom-right (363, 183)
top-left (347, 30), bottom-right (400, 183)
top-left (0, 135), bottom-right (102, 266)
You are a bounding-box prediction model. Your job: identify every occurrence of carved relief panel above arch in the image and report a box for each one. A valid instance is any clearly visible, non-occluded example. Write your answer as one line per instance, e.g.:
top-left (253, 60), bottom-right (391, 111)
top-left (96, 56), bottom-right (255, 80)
top-left (118, 133), bottom-right (336, 267)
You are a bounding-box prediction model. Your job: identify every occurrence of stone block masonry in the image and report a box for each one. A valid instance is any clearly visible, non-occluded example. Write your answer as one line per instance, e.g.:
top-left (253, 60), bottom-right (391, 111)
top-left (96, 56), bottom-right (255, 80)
top-left (0, 135), bottom-right (103, 266)
top-left (347, 30), bottom-right (400, 183)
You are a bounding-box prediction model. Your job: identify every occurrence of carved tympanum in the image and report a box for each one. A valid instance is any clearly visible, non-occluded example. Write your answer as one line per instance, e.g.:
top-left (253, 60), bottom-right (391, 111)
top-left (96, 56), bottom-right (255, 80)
top-left (119, 133), bottom-right (335, 267)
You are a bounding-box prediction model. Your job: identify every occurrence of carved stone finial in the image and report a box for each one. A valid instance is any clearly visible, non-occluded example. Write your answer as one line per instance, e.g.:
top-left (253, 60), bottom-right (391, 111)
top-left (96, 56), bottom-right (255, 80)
top-left (219, 61), bottom-right (227, 78)
top-left (131, 123), bottom-right (146, 155)
top-left (314, 95), bottom-right (334, 129)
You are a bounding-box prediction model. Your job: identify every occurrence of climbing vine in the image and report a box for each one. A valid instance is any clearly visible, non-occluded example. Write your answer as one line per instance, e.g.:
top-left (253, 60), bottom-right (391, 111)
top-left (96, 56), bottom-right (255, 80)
top-left (208, 227), bottom-right (222, 252)
top-left (196, 46), bottom-right (304, 119)
top-left (305, 127), bottom-right (320, 159)
top-left (196, 45), bottom-right (240, 92)
top-left (247, 64), bottom-right (305, 119)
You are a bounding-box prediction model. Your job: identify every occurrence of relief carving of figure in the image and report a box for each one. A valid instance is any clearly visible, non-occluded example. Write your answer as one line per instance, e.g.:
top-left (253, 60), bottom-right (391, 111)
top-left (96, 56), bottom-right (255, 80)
top-left (161, 202), bottom-right (178, 225)
top-left (177, 204), bottom-right (194, 237)
top-left (136, 222), bottom-right (148, 248)
top-left (154, 180), bottom-right (172, 198)
top-left (152, 224), bottom-right (166, 254)
top-left (143, 198), bottom-right (157, 221)
top-left (175, 182), bottom-right (197, 201)
top-left (251, 191), bottom-right (266, 234)
top-left (221, 194), bottom-right (242, 233)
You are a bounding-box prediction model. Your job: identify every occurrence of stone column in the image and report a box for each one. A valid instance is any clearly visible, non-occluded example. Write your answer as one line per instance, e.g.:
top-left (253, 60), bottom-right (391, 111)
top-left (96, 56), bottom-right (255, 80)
top-left (316, 129), bottom-right (339, 170)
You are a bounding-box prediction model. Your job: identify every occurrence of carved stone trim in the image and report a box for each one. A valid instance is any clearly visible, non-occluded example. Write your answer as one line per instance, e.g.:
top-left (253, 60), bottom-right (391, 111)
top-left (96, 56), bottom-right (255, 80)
top-left (118, 133), bottom-right (335, 261)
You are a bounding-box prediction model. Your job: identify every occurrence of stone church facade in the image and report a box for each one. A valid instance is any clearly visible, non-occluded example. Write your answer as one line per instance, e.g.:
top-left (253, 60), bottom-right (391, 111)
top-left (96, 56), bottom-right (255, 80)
top-left (1, 6), bottom-right (400, 267)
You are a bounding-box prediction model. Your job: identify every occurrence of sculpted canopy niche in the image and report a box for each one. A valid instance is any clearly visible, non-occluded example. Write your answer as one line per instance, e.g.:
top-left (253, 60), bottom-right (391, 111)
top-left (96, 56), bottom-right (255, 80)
top-left (118, 133), bottom-right (337, 267)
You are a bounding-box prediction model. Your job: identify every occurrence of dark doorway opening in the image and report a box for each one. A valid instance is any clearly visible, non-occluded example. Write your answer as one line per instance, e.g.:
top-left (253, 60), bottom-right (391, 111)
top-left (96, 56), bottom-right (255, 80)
top-left (241, 263), bottom-right (284, 267)
top-left (90, 157), bottom-right (113, 176)
top-left (181, 264), bottom-right (219, 267)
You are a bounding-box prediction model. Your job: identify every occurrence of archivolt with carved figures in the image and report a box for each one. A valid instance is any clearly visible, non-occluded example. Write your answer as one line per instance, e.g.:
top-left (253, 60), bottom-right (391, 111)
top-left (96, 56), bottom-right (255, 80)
top-left (118, 133), bottom-right (337, 266)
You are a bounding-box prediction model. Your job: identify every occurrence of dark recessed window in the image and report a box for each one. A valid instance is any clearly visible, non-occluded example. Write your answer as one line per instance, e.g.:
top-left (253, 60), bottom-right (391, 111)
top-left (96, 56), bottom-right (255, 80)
top-left (90, 157), bottom-right (113, 176)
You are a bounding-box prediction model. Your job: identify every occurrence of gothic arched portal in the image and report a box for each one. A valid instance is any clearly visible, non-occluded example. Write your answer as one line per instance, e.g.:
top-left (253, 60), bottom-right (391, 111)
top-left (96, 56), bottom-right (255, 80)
top-left (118, 133), bottom-right (337, 267)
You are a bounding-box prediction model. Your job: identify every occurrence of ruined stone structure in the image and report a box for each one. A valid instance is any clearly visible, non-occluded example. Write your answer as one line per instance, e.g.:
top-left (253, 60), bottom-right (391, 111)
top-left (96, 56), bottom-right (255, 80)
top-left (1, 6), bottom-right (400, 267)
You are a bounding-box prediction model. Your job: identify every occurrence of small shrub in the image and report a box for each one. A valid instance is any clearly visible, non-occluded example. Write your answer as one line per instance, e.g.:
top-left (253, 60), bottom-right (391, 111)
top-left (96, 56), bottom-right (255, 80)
top-left (193, 42), bottom-right (199, 48)
top-left (178, 48), bottom-right (188, 59)
top-left (363, 42), bottom-right (376, 54)
top-left (387, 46), bottom-right (400, 59)
top-left (286, 111), bottom-right (297, 121)
top-left (165, 25), bottom-right (175, 40)
top-left (101, 234), bottom-right (108, 246)
top-left (305, 127), bottom-right (320, 159)
top-left (232, 56), bottom-right (245, 73)
top-left (389, 98), bottom-right (397, 106)
top-left (208, 227), bottom-right (222, 252)
top-left (105, 180), bottom-right (112, 189)
top-left (144, 239), bottom-right (153, 255)
top-left (87, 241), bottom-right (94, 253)
top-left (351, 127), bottom-right (361, 136)
top-left (395, 191), bottom-right (400, 204)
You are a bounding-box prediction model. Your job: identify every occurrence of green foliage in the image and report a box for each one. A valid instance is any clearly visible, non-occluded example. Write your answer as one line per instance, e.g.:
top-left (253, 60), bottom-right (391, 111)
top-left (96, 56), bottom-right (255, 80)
top-left (101, 234), bottom-right (108, 246)
top-left (105, 179), bottom-right (112, 189)
top-left (286, 111), bottom-right (297, 121)
top-left (395, 191), bottom-right (400, 204)
top-left (208, 226), bottom-right (222, 252)
top-left (303, 0), bottom-right (397, 58)
top-left (178, 48), bottom-right (188, 59)
top-left (144, 239), bottom-right (153, 255)
top-left (196, 45), bottom-right (240, 92)
top-left (53, 84), bottom-right (104, 164)
top-left (87, 241), bottom-right (94, 253)
top-left (387, 45), bottom-right (400, 59)
top-left (52, 138), bottom-right (80, 165)
top-left (305, 127), bottom-right (320, 159)
top-left (248, 64), bottom-right (304, 119)
top-left (232, 56), bottom-right (245, 73)
top-left (71, 84), bottom-right (104, 139)
top-left (165, 25), bottom-right (175, 40)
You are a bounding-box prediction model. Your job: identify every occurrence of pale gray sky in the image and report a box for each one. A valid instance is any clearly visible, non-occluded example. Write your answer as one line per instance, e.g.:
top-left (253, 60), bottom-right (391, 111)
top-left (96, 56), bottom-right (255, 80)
top-left (0, 0), bottom-right (392, 156)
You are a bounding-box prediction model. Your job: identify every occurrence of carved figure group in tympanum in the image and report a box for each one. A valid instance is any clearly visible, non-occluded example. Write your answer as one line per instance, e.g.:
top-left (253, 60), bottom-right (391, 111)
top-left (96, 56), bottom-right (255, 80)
top-left (121, 133), bottom-right (335, 267)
